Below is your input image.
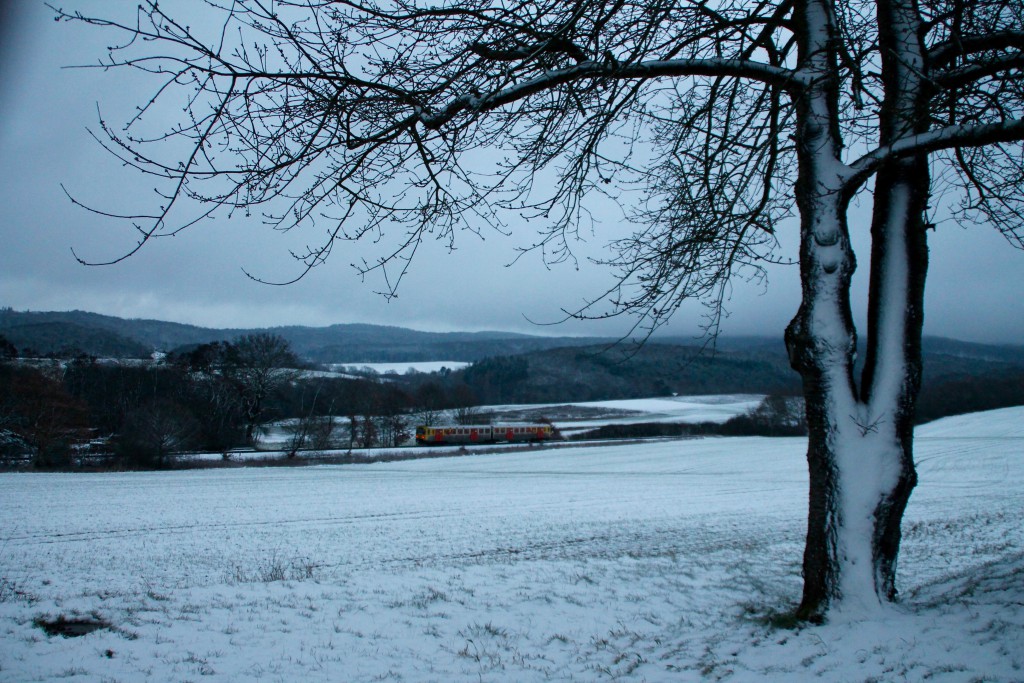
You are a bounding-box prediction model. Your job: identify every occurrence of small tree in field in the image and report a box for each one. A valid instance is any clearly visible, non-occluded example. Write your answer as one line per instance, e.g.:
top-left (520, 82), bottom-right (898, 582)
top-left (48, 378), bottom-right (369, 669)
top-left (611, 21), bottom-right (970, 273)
top-left (285, 414), bottom-right (338, 456)
top-left (285, 384), bottom-right (338, 456)
top-left (60, 0), bottom-right (1024, 618)
top-left (415, 382), bottom-right (447, 427)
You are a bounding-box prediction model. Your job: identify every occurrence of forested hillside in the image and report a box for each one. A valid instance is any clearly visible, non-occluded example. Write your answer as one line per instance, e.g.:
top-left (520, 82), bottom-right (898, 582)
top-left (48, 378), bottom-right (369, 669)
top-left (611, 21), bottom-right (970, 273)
top-left (0, 308), bottom-right (604, 362)
top-left (2, 309), bottom-right (1022, 459)
top-left (457, 343), bottom-right (800, 403)
top-left (0, 321), bottom-right (152, 359)
top-left (451, 338), bottom-right (1024, 415)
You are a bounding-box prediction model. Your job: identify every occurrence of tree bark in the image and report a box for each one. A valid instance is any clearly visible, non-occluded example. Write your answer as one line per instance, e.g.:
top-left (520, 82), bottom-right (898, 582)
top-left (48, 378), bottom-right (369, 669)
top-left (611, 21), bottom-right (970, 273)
top-left (858, 0), bottom-right (931, 603)
top-left (786, 0), bottom-right (931, 619)
top-left (862, 159), bottom-right (926, 595)
top-left (785, 190), bottom-right (860, 619)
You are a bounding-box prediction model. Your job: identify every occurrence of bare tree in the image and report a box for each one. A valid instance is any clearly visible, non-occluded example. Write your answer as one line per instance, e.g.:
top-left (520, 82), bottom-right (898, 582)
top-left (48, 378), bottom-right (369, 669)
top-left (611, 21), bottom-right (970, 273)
top-left (59, 0), bottom-right (1024, 618)
top-left (0, 335), bottom-right (17, 360)
top-left (451, 383), bottom-right (483, 426)
top-left (376, 413), bottom-right (410, 448)
top-left (0, 364), bottom-right (89, 468)
top-left (225, 334), bottom-right (301, 444)
top-left (414, 381), bottom-right (446, 427)
top-left (356, 414), bottom-right (377, 449)
top-left (453, 404), bottom-right (482, 426)
top-left (285, 384), bottom-right (337, 456)
top-left (118, 398), bottom-right (199, 468)
top-left (285, 413), bottom-right (337, 456)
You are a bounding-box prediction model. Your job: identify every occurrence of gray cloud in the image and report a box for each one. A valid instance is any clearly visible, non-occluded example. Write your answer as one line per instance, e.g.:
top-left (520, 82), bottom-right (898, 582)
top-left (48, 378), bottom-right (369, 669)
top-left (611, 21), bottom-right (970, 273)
top-left (0, 2), bottom-right (1021, 345)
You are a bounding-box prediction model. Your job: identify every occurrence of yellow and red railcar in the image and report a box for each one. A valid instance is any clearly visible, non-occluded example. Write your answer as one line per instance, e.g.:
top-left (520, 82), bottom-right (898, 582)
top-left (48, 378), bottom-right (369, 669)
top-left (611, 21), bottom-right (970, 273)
top-left (415, 424), bottom-right (555, 446)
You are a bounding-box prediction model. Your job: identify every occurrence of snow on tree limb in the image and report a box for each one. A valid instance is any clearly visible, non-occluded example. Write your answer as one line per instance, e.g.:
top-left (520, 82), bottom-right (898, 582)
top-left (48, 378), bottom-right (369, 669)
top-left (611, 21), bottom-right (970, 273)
top-left (846, 119), bottom-right (1024, 191)
top-left (929, 31), bottom-right (1024, 66)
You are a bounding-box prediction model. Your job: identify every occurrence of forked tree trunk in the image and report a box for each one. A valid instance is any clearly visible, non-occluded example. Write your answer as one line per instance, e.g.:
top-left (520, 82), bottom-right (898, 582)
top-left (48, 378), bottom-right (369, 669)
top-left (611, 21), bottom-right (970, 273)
top-left (784, 191), bottom-right (864, 618)
top-left (787, 158), bottom-right (927, 618)
top-left (786, 383), bottom-right (921, 619)
top-left (785, 0), bottom-right (930, 619)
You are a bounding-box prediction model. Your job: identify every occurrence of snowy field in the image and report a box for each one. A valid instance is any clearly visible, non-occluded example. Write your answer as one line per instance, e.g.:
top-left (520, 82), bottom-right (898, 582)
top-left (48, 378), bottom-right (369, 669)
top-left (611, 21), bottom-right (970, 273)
top-left (1, 407), bottom-right (1022, 681)
top-left (537, 395), bottom-right (765, 436)
top-left (329, 361), bottom-right (472, 375)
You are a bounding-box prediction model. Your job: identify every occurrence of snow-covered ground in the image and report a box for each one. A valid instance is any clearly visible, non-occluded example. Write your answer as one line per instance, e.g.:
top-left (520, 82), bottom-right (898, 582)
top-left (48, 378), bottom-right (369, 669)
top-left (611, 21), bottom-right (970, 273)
top-left (536, 394), bottom-right (765, 436)
top-left (0, 407), bottom-right (1021, 681)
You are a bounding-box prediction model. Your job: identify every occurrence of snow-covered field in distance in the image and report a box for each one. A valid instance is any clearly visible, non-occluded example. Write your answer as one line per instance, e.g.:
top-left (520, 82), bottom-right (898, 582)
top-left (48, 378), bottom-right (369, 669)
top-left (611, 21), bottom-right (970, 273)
top-left (1, 407), bottom-right (1021, 681)
top-left (502, 394), bottom-right (767, 435)
top-left (254, 394), bottom-right (765, 453)
top-left (330, 360), bottom-right (472, 375)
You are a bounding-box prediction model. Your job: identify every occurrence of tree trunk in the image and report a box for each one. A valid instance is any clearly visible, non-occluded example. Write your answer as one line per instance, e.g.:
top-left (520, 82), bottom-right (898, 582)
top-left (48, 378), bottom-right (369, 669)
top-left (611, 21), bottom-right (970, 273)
top-left (784, 192), bottom-right (863, 618)
top-left (786, 233), bottom-right (921, 618)
top-left (856, 0), bottom-right (931, 605)
top-left (788, 155), bottom-right (927, 617)
top-left (856, 158), bottom-right (928, 604)
top-left (785, 0), bottom-right (929, 619)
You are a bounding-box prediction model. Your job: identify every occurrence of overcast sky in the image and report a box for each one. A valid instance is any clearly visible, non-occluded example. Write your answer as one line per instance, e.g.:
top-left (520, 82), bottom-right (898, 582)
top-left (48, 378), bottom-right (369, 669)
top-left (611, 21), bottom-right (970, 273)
top-left (1, 2), bottom-right (1022, 344)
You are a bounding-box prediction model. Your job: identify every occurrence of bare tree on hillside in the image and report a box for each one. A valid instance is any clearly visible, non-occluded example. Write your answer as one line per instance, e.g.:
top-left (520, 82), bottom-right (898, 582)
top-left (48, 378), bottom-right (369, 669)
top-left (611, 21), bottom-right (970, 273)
top-left (414, 382), bottom-right (446, 427)
top-left (0, 335), bottom-right (17, 360)
top-left (60, 0), bottom-right (1024, 619)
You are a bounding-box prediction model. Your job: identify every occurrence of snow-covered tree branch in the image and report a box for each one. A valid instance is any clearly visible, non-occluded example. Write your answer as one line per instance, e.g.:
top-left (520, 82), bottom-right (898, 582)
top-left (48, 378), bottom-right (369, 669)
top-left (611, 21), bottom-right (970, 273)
top-left (846, 118), bottom-right (1024, 192)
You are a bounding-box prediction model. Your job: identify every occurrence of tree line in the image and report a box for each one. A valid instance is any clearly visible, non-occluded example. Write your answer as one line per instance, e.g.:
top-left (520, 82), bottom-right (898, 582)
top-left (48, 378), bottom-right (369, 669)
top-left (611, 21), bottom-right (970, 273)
top-left (5, 326), bottom-right (1022, 470)
top-left (0, 333), bottom-right (481, 470)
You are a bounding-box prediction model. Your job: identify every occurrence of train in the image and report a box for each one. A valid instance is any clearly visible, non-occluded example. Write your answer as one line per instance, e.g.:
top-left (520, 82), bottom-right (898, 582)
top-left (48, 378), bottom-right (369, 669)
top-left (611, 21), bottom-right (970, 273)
top-left (415, 423), bottom-right (557, 446)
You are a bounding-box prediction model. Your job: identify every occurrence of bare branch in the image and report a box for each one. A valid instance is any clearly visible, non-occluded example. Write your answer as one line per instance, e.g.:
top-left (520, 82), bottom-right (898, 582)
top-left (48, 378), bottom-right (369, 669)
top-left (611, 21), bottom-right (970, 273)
top-left (846, 118), bottom-right (1024, 190)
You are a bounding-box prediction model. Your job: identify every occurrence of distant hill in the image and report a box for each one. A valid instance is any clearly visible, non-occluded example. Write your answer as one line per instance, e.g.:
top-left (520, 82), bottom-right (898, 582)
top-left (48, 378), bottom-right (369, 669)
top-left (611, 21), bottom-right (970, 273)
top-left (0, 321), bottom-right (153, 359)
top-left (456, 342), bottom-right (802, 403)
top-left (3, 307), bottom-right (1022, 421)
top-left (0, 309), bottom-right (230, 353)
top-left (0, 308), bottom-right (607, 362)
top-left (914, 338), bottom-right (1024, 423)
top-left (451, 336), bottom-right (1024, 410)
top-left (271, 324), bottom-right (608, 363)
